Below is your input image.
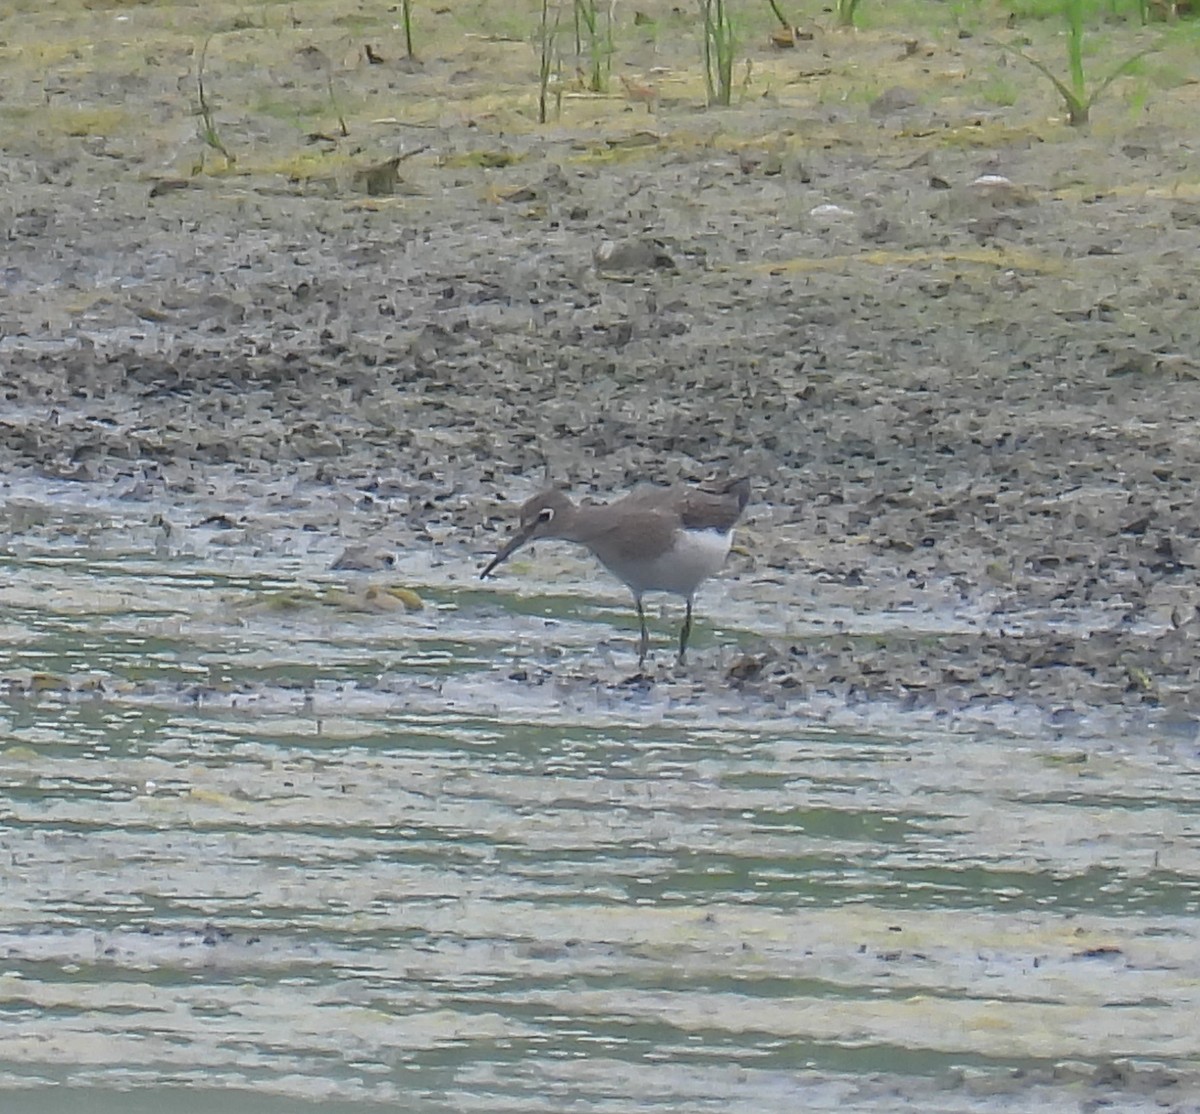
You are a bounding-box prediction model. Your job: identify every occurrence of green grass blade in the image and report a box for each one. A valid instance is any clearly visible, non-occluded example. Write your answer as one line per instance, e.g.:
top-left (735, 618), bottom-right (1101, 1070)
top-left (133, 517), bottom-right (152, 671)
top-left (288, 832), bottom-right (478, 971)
top-left (1064, 0), bottom-right (1086, 98)
top-left (1086, 46), bottom-right (1156, 109)
top-left (997, 41), bottom-right (1088, 122)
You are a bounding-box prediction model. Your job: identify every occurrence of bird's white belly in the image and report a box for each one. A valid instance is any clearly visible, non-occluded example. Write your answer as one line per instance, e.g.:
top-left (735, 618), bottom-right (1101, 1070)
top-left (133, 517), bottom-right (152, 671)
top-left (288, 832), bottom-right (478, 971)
top-left (600, 528), bottom-right (733, 599)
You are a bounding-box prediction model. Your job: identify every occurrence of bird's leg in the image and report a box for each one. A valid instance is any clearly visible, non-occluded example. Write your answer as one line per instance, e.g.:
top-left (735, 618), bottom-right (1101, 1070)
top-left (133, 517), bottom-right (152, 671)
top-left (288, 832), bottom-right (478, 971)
top-left (678, 598), bottom-right (693, 664)
top-left (637, 597), bottom-right (649, 668)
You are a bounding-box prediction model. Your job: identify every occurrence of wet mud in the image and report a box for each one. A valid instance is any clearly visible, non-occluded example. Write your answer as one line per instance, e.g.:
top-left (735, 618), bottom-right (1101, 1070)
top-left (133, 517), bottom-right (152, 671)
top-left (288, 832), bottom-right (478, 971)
top-left (3, 3), bottom-right (1199, 733)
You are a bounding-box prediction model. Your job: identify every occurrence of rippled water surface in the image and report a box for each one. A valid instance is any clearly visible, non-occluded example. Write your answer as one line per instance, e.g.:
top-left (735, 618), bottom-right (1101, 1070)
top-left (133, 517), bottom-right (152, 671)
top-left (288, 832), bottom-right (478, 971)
top-left (2, 491), bottom-right (1198, 1113)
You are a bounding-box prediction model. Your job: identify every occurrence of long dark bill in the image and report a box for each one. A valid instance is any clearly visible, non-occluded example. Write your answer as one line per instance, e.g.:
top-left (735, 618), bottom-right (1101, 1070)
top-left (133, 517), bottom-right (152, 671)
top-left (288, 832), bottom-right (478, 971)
top-left (480, 526), bottom-right (535, 579)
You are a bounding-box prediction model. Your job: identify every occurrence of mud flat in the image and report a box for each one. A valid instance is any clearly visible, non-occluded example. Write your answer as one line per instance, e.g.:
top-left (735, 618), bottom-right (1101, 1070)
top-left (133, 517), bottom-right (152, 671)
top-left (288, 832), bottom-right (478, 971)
top-left (2, 3), bottom-right (1200, 717)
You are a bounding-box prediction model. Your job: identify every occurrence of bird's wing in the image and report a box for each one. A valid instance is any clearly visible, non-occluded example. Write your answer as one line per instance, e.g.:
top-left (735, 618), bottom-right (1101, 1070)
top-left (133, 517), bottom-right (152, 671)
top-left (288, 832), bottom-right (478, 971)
top-left (576, 502), bottom-right (676, 549)
top-left (600, 478), bottom-right (749, 533)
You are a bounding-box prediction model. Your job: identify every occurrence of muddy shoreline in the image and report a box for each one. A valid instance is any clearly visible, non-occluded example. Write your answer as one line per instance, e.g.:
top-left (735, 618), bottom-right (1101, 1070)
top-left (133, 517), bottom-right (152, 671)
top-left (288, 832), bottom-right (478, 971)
top-left (3, 1), bottom-right (1199, 733)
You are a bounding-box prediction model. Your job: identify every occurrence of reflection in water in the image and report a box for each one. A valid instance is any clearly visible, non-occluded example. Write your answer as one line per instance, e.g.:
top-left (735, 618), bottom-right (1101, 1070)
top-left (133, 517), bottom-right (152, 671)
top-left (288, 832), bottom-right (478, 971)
top-left (1, 534), bottom-right (1198, 1112)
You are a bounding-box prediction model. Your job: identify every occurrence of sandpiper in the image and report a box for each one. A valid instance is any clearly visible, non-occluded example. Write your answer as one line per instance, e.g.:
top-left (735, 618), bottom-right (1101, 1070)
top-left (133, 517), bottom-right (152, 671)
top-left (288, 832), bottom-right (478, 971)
top-left (481, 477), bottom-right (750, 666)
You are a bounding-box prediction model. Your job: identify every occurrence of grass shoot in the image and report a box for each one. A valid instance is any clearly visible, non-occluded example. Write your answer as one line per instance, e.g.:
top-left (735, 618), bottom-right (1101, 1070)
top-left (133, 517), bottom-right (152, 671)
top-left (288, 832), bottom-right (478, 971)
top-left (196, 36), bottom-right (235, 168)
top-left (574, 0), bottom-right (613, 93)
top-left (999, 0), bottom-right (1155, 125)
top-left (701, 0), bottom-right (735, 106)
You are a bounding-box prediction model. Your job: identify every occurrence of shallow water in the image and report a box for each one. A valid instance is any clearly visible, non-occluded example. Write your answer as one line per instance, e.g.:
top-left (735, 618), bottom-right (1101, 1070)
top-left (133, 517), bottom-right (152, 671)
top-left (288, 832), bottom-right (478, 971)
top-left (1, 487), bottom-right (1198, 1112)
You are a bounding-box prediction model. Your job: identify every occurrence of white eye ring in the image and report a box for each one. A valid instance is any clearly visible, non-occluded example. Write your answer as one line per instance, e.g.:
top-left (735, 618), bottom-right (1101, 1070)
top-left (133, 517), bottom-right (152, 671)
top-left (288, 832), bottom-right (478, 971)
top-left (538, 508), bottom-right (555, 523)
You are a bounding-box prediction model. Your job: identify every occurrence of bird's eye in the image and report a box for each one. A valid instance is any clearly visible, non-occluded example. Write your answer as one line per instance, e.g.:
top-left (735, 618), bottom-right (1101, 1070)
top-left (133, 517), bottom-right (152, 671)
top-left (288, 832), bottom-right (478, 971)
top-left (538, 508), bottom-right (555, 524)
